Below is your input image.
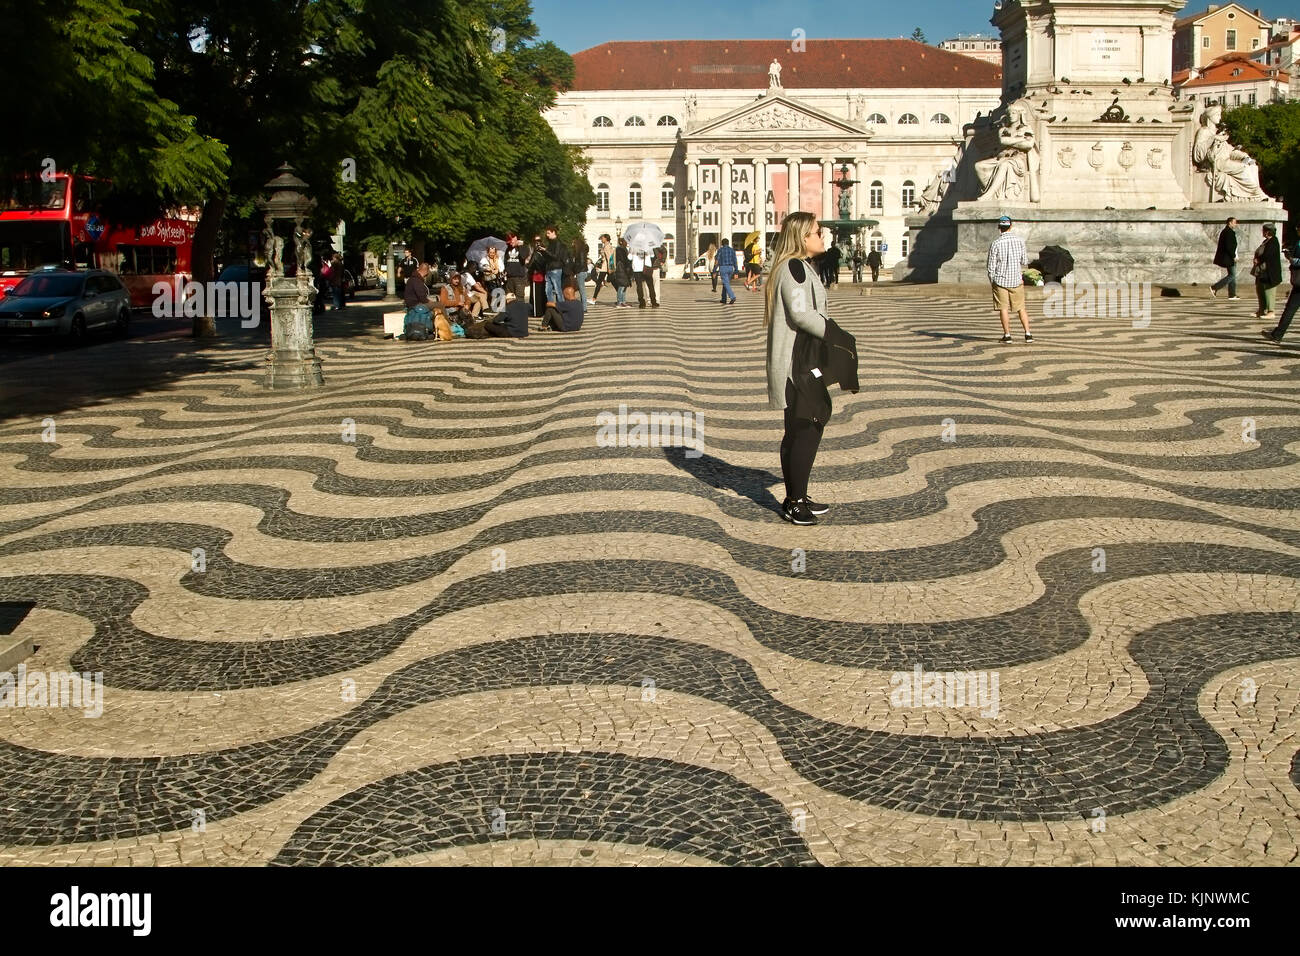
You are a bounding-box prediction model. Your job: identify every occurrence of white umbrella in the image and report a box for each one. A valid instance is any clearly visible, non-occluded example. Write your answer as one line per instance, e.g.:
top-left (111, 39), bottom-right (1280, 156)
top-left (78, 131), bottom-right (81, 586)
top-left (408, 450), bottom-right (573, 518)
top-left (465, 236), bottom-right (507, 264)
top-left (623, 222), bottom-right (665, 255)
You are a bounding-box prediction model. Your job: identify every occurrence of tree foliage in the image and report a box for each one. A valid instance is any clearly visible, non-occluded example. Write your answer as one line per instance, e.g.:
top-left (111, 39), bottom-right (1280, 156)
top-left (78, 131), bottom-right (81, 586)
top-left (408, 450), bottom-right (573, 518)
top-left (1220, 101), bottom-right (1300, 236)
top-left (0, 0), bottom-right (228, 209)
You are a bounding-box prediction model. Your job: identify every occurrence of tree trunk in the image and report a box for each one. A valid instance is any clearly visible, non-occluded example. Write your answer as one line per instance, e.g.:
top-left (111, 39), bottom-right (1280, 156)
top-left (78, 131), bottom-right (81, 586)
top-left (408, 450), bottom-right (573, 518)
top-left (190, 193), bottom-right (227, 338)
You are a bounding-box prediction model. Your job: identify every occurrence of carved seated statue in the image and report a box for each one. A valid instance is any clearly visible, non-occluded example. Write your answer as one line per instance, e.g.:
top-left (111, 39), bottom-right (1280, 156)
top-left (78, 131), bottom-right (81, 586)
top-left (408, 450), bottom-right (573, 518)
top-left (974, 98), bottom-right (1042, 204)
top-left (1192, 105), bottom-right (1269, 202)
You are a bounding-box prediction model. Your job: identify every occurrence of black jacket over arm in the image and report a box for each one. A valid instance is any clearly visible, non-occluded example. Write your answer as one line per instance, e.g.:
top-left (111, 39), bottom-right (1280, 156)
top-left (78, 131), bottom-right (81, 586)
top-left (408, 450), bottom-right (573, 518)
top-left (1258, 236), bottom-right (1283, 286)
top-left (789, 317), bottom-right (859, 423)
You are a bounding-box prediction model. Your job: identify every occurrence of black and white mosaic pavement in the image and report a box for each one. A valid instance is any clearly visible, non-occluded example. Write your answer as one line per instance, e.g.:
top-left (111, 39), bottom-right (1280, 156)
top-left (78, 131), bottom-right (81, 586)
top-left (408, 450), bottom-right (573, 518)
top-left (0, 283), bottom-right (1297, 866)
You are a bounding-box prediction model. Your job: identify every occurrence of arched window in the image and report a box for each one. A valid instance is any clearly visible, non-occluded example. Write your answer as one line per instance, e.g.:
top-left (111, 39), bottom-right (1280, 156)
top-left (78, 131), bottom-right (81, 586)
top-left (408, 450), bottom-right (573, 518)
top-left (901, 180), bottom-right (916, 208)
top-left (656, 115), bottom-right (679, 126)
top-left (664, 233), bottom-right (676, 259)
top-left (866, 112), bottom-right (887, 125)
top-left (595, 184), bottom-right (609, 213)
top-left (629, 182), bottom-right (642, 212)
top-left (592, 116), bottom-right (613, 127)
top-left (870, 229), bottom-right (884, 253)
top-left (898, 113), bottom-right (920, 125)
top-left (869, 180), bottom-right (883, 210)
top-left (625, 115), bottom-right (646, 126)
top-left (930, 113), bottom-right (952, 124)
top-left (660, 183), bottom-right (675, 212)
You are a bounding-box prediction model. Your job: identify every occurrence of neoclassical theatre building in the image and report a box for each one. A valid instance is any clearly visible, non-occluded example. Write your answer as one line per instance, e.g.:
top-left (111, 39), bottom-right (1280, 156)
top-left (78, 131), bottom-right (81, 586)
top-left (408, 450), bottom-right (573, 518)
top-left (545, 39), bottom-right (1002, 269)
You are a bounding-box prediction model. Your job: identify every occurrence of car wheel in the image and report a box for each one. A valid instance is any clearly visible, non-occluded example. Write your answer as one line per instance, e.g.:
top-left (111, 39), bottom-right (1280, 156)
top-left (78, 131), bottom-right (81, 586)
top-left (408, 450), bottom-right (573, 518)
top-left (115, 308), bottom-right (130, 337)
top-left (67, 314), bottom-right (87, 346)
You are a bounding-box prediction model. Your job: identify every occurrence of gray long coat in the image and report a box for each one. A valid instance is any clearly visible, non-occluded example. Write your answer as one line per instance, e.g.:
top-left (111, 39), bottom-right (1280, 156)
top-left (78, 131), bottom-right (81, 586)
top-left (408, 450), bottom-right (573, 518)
top-left (766, 257), bottom-right (829, 410)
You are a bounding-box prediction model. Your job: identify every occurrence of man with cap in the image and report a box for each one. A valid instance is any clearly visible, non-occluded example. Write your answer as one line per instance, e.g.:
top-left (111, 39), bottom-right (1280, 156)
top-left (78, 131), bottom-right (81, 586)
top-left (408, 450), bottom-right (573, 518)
top-left (987, 215), bottom-right (1032, 343)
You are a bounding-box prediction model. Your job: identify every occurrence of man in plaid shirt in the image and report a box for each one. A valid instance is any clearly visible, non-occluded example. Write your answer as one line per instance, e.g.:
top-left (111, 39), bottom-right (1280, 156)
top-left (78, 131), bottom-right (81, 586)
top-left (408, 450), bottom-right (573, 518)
top-left (987, 215), bottom-right (1033, 344)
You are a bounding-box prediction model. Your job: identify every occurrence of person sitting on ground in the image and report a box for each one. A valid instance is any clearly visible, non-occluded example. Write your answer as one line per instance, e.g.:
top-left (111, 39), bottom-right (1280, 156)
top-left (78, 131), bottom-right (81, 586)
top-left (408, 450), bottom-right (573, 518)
top-left (402, 262), bottom-right (436, 340)
top-left (459, 268), bottom-right (490, 317)
top-left (541, 281), bottom-right (584, 332)
top-left (486, 292), bottom-right (531, 337)
top-left (439, 272), bottom-right (475, 325)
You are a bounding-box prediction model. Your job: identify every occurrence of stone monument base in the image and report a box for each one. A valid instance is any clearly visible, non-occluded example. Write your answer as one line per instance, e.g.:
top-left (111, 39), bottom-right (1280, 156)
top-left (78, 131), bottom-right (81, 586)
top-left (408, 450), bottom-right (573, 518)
top-left (900, 204), bottom-right (1286, 285)
top-left (264, 276), bottom-right (324, 389)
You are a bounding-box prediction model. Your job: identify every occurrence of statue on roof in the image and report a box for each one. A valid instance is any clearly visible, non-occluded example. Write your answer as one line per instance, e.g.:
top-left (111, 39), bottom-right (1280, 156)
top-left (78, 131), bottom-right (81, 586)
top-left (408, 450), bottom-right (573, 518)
top-left (769, 59), bottom-right (782, 89)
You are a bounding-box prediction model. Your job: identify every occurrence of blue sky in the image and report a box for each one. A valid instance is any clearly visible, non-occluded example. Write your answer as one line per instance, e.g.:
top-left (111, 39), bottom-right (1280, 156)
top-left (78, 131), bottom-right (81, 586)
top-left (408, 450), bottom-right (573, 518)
top-left (532, 0), bottom-right (1005, 53)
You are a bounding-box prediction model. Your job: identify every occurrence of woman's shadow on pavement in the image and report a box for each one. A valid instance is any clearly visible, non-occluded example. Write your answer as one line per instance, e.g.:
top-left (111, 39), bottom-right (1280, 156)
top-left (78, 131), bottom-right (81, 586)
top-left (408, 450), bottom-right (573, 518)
top-left (661, 448), bottom-right (782, 514)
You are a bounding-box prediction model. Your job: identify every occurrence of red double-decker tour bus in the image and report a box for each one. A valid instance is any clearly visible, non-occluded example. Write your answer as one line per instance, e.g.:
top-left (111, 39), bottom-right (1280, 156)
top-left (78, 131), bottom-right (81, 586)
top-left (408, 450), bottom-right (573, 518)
top-left (0, 173), bottom-right (197, 307)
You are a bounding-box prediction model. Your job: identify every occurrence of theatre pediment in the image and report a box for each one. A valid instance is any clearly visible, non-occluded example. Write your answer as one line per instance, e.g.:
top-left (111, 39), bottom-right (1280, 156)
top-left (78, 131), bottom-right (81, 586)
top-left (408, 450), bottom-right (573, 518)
top-left (685, 94), bottom-right (872, 142)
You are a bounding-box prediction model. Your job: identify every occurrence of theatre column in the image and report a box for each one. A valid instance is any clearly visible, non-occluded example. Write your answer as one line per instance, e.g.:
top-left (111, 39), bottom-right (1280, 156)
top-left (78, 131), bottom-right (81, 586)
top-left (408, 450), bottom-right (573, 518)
top-left (719, 159), bottom-right (733, 244)
top-left (786, 158), bottom-right (800, 218)
top-left (753, 159), bottom-right (768, 241)
top-left (855, 159), bottom-right (870, 220)
top-left (821, 158), bottom-right (835, 222)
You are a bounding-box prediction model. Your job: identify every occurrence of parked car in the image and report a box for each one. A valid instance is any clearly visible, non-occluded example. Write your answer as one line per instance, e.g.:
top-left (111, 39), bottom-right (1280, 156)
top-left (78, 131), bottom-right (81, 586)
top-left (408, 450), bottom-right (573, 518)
top-left (0, 268), bottom-right (131, 341)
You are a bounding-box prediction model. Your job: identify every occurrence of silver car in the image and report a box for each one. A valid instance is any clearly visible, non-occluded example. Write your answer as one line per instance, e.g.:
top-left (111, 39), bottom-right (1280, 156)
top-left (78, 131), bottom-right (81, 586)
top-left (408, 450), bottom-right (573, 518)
top-left (0, 268), bottom-right (132, 342)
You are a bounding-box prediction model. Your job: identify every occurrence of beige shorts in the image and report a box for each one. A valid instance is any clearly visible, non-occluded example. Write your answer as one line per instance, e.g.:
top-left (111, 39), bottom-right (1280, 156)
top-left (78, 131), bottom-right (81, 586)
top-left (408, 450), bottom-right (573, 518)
top-left (992, 282), bottom-right (1025, 313)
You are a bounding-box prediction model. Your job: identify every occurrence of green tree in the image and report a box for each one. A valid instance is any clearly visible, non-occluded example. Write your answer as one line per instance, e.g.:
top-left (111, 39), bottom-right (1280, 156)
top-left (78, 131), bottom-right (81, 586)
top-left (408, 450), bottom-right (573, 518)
top-left (911, 27), bottom-right (927, 44)
top-left (0, 0), bottom-right (227, 215)
top-left (1220, 101), bottom-right (1300, 236)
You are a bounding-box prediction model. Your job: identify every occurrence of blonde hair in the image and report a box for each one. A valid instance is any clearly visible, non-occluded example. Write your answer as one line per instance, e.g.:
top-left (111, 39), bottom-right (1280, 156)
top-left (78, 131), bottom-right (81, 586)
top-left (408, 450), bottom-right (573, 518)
top-left (764, 212), bottom-right (818, 328)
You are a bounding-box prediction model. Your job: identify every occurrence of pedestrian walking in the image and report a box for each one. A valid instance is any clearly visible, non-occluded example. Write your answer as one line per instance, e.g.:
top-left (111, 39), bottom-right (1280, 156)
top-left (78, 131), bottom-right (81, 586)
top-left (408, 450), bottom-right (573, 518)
top-left (1252, 224), bottom-right (1283, 319)
top-left (764, 211), bottom-right (850, 526)
top-left (591, 234), bottom-right (613, 302)
top-left (713, 238), bottom-right (738, 304)
top-left (706, 242), bottom-right (718, 293)
top-left (325, 252), bottom-right (345, 311)
top-left (1262, 237), bottom-right (1300, 344)
top-left (851, 245), bottom-right (863, 283)
top-left (987, 215), bottom-right (1032, 343)
top-left (613, 238), bottom-right (633, 308)
top-left (1210, 216), bottom-right (1240, 299)
top-left (866, 247), bottom-right (882, 283)
top-left (632, 247), bottom-right (659, 308)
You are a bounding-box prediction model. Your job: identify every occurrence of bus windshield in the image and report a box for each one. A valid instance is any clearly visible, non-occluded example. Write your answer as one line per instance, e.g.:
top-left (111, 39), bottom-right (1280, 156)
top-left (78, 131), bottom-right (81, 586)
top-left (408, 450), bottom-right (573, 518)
top-left (0, 179), bottom-right (66, 212)
top-left (0, 221), bottom-right (70, 273)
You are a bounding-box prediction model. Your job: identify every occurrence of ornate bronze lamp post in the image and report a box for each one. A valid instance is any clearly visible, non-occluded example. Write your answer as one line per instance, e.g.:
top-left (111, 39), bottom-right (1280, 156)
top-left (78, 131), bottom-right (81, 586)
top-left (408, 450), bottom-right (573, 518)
top-left (257, 163), bottom-right (324, 389)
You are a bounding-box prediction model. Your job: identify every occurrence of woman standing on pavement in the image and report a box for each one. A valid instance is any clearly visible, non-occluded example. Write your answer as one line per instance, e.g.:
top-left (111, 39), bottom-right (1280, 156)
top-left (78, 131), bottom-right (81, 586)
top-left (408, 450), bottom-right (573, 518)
top-left (1253, 224), bottom-right (1283, 320)
top-left (613, 238), bottom-right (633, 309)
top-left (706, 242), bottom-right (718, 294)
top-left (764, 211), bottom-right (831, 526)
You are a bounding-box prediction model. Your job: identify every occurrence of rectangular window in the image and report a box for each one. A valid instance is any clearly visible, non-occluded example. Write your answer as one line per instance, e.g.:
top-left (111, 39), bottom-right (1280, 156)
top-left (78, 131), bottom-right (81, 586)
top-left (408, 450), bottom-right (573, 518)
top-left (629, 188), bottom-right (642, 212)
top-left (665, 239), bottom-right (675, 260)
top-left (1203, 36), bottom-right (1211, 48)
top-left (661, 189), bottom-right (674, 212)
top-left (870, 238), bottom-right (883, 253)
top-left (1252, 38), bottom-right (1260, 49)
top-left (869, 186), bottom-right (883, 210)
top-left (596, 189), bottom-right (609, 213)
top-left (901, 237), bottom-right (909, 258)
top-left (901, 184), bottom-right (915, 208)
top-left (1226, 29), bottom-right (1237, 51)
top-left (1233, 93), bottom-right (1241, 105)
top-left (117, 244), bottom-right (178, 276)
top-left (1249, 91), bottom-right (1257, 104)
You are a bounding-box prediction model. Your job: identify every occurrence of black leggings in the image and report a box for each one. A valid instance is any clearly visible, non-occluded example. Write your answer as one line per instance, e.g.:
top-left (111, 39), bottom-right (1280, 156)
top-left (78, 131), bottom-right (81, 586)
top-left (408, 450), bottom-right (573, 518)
top-left (780, 387), bottom-right (826, 502)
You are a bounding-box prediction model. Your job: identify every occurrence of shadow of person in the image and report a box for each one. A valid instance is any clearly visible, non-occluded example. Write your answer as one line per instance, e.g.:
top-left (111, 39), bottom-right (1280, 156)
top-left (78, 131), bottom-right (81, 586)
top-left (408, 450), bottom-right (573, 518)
top-left (661, 448), bottom-right (783, 514)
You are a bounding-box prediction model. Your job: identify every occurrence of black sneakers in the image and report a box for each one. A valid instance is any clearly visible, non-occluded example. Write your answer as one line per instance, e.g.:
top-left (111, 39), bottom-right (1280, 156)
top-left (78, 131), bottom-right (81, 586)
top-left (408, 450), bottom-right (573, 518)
top-left (781, 498), bottom-right (817, 525)
top-left (801, 496), bottom-right (829, 516)
top-left (1000, 333), bottom-right (1013, 344)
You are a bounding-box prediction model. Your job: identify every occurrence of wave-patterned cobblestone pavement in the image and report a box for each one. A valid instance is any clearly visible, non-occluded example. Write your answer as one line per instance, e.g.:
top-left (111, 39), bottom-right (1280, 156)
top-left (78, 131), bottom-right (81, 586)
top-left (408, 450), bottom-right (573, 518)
top-left (1, 284), bottom-right (1298, 866)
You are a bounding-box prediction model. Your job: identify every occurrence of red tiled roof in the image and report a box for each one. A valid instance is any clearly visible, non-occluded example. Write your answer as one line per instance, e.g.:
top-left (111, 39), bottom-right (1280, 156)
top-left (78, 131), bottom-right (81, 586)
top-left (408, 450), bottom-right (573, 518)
top-left (570, 40), bottom-right (1001, 91)
top-left (1175, 53), bottom-right (1288, 86)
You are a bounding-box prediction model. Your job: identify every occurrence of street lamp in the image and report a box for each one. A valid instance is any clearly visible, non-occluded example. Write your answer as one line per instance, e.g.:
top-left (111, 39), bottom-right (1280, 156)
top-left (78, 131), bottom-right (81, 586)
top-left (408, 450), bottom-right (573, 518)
top-left (257, 163), bottom-right (323, 389)
top-left (685, 187), bottom-right (696, 261)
